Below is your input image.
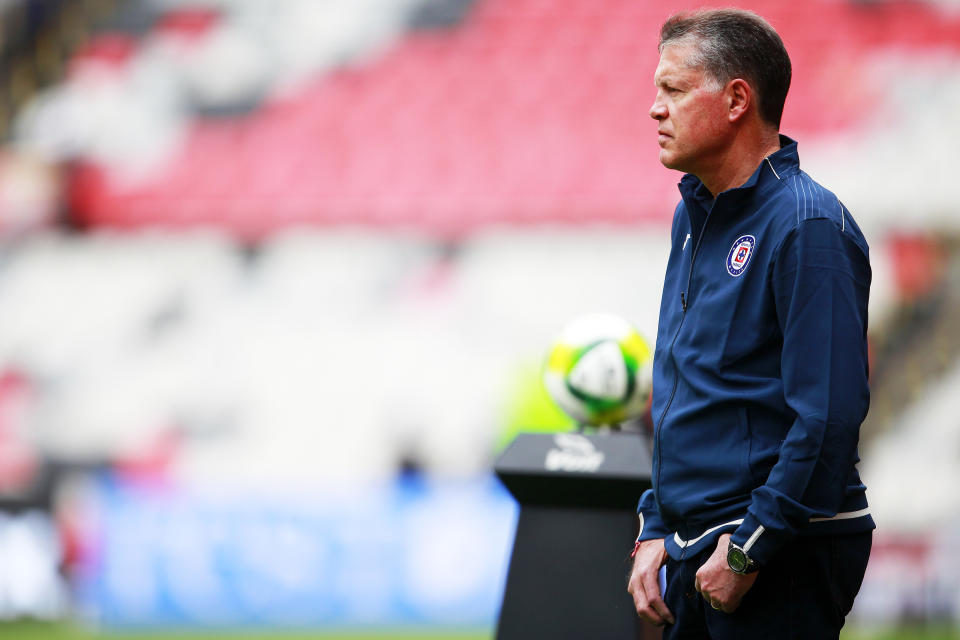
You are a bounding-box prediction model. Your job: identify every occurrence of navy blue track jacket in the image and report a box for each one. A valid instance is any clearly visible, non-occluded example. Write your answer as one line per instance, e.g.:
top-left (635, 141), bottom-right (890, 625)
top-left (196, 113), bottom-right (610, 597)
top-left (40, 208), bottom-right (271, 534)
top-left (636, 136), bottom-right (876, 567)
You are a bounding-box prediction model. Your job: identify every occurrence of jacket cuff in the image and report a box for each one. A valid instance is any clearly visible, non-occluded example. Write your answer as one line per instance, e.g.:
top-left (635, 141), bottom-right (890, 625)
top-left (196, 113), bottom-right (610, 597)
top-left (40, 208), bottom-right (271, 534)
top-left (635, 489), bottom-right (671, 542)
top-left (730, 512), bottom-right (790, 568)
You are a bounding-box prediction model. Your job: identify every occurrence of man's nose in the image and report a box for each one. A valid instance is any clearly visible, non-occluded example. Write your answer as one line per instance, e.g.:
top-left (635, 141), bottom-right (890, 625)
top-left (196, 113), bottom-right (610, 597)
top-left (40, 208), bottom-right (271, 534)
top-left (649, 97), bottom-right (667, 121)
top-left (649, 96), bottom-right (667, 120)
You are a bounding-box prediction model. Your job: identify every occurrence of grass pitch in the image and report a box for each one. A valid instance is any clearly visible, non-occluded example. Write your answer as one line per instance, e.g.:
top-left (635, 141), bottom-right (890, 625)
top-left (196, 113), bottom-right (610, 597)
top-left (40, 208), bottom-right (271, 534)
top-left (0, 622), bottom-right (493, 640)
top-left (4, 621), bottom-right (960, 639)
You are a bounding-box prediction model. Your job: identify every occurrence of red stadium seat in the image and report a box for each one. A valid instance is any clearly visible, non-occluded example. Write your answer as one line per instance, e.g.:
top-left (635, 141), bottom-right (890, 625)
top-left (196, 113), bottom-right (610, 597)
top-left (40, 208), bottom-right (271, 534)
top-left (66, 0), bottom-right (960, 239)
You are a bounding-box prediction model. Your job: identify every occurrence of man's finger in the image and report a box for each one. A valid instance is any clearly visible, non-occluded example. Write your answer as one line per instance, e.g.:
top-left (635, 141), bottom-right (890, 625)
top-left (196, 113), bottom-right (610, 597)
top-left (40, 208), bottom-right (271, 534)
top-left (722, 592), bottom-right (745, 614)
top-left (698, 582), bottom-right (716, 608)
top-left (630, 580), bottom-right (665, 627)
top-left (642, 569), bottom-right (675, 625)
top-left (628, 567), bottom-right (665, 626)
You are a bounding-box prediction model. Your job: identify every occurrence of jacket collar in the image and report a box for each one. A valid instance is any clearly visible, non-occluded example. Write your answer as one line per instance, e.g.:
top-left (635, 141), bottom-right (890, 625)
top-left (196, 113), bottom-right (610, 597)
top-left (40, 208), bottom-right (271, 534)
top-left (678, 135), bottom-right (799, 202)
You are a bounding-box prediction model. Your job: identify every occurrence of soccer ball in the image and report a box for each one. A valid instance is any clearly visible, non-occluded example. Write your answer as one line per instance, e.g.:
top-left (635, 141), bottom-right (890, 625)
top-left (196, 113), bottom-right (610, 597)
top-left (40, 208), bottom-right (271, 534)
top-left (543, 313), bottom-right (653, 426)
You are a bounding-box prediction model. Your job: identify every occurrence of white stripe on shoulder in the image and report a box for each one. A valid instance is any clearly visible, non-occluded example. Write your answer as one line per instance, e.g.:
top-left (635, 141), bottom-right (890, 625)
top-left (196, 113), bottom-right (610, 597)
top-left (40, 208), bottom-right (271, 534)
top-left (799, 175), bottom-right (808, 221)
top-left (793, 176), bottom-right (800, 224)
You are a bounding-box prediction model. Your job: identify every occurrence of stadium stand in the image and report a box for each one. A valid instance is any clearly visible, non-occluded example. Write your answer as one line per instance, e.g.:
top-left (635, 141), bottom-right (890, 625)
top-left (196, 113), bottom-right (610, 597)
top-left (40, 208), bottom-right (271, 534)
top-left (8, 0), bottom-right (958, 236)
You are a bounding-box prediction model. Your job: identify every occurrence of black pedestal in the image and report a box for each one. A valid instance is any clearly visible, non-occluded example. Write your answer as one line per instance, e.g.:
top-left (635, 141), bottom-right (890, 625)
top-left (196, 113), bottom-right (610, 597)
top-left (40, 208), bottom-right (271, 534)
top-left (494, 431), bottom-right (661, 640)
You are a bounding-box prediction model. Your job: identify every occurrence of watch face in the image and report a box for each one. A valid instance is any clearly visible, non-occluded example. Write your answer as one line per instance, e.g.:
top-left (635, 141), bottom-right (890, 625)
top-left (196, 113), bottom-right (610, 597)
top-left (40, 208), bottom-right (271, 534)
top-left (727, 547), bottom-right (748, 573)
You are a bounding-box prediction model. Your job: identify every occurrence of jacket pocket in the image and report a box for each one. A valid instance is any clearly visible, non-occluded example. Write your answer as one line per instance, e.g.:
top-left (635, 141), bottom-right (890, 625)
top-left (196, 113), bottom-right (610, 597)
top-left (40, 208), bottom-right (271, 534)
top-left (743, 406), bottom-right (781, 487)
top-left (741, 407), bottom-right (759, 486)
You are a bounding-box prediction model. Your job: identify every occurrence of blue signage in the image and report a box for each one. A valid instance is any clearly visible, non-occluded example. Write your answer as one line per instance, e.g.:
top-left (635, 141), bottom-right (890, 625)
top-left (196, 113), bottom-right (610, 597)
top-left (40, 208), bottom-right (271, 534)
top-left (75, 474), bottom-right (517, 628)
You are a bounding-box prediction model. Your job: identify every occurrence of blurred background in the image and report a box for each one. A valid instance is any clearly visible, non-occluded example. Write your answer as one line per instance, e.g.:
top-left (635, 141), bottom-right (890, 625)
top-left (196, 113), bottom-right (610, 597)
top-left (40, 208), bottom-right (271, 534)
top-left (0, 0), bottom-right (958, 638)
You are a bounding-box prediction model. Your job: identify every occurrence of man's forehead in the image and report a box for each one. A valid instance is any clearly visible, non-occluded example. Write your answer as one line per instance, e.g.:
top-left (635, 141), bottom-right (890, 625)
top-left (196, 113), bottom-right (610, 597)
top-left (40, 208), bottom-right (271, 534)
top-left (654, 45), bottom-right (702, 83)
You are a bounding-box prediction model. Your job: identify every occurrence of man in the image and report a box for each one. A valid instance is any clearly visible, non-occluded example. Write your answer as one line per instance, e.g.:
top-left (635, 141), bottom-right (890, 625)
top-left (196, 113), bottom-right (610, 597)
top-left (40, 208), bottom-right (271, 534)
top-left (627, 9), bottom-right (874, 639)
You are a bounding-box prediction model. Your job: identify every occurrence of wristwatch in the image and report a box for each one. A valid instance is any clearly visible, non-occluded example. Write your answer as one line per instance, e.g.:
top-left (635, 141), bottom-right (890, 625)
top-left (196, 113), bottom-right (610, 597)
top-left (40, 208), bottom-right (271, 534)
top-left (726, 541), bottom-right (759, 574)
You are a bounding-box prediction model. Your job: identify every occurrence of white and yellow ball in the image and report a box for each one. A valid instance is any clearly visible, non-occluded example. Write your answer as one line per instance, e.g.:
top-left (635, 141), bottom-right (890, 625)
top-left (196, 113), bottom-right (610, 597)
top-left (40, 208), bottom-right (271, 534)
top-left (543, 313), bottom-right (653, 426)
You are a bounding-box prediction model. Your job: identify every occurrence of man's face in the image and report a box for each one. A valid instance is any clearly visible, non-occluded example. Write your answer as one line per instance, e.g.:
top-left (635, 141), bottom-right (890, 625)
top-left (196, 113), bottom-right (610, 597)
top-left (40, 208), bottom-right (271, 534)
top-left (650, 42), bottom-right (732, 175)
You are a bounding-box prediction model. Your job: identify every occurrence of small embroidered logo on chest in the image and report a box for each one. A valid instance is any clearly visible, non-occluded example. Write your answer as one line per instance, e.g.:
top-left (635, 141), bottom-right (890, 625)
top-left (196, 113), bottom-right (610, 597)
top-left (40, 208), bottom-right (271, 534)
top-left (726, 235), bottom-right (756, 277)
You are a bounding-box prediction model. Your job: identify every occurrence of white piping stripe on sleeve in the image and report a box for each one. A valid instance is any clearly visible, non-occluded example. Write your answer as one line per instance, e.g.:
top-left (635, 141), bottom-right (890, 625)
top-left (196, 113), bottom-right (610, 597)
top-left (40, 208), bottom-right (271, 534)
top-left (810, 508), bottom-right (871, 523)
top-left (673, 519), bottom-right (743, 549)
top-left (637, 512), bottom-right (645, 540)
top-left (668, 508), bottom-right (872, 551)
top-left (742, 525), bottom-right (765, 554)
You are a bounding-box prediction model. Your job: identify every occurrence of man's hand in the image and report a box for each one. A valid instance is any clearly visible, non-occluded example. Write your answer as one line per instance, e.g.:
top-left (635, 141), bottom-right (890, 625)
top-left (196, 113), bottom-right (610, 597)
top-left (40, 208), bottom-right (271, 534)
top-left (694, 533), bottom-right (758, 613)
top-left (627, 538), bottom-right (675, 626)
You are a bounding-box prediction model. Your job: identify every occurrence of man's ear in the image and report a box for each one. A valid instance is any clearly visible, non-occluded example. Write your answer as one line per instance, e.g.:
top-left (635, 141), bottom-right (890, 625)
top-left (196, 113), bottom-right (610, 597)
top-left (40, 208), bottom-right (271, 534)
top-left (727, 78), bottom-right (751, 123)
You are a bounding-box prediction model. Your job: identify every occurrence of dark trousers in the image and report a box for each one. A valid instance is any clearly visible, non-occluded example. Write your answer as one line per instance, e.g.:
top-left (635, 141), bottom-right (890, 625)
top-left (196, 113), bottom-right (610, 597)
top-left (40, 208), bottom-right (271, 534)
top-left (662, 532), bottom-right (873, 640)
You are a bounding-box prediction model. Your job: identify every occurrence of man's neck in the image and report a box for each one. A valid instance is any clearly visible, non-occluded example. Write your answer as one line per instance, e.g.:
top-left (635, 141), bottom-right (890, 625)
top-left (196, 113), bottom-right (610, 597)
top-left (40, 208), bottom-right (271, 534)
top-left (698, 129), bottom-right (782, 197)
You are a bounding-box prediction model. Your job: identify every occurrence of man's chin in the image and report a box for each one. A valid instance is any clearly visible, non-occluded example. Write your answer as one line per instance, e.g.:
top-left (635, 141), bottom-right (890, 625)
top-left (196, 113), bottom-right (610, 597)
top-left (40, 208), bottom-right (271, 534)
top-left (658, 151), bottom-right (686, 171)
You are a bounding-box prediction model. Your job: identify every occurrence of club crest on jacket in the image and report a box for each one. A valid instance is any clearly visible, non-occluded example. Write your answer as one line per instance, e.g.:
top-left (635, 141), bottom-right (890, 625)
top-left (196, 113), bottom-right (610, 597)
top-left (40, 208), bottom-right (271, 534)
top-left (726, 235), bottom-right (756, 277)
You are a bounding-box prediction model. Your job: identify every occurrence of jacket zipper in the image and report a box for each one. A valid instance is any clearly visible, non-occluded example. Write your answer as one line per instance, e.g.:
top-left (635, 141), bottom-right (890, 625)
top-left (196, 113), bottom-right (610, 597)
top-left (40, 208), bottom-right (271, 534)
top-left (654, 206), bottom-right (713, 497)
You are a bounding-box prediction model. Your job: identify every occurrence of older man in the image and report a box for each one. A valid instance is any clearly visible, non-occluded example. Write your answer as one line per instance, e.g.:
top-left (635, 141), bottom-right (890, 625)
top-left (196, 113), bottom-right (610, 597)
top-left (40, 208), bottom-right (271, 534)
top-left (627, 9), bottom-right (874, 639)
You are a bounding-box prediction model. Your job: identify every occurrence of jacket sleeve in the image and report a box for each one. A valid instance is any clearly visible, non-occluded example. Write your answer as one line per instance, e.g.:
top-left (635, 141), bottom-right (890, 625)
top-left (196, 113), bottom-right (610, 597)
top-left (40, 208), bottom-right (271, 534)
top-left (730, 216), bottom-right (871, 566)
top-left (636, 489), bottom-right (672, 542)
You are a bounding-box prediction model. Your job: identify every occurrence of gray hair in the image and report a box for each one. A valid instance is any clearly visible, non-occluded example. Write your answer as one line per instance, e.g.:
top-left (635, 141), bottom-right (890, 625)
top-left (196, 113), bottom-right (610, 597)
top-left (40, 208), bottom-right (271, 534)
top-left (659, 9), bottom-right (792, 128)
